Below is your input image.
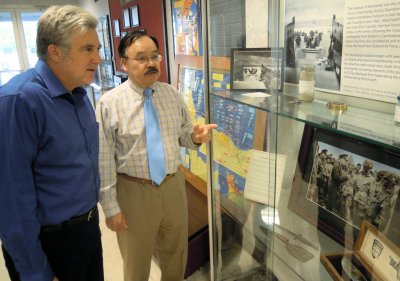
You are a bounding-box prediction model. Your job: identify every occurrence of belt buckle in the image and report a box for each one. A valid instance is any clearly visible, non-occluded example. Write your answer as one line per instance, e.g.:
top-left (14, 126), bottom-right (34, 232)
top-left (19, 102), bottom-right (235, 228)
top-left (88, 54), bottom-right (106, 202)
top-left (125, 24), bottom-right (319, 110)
top-left (87, 208), bottom-right (95, 222)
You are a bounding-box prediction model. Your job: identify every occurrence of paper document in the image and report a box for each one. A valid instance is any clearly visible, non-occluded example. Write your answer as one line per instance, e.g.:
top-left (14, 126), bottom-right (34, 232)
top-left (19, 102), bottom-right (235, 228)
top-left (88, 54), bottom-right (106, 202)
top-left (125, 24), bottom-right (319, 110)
top-left (244, 150), bottom-right (286, 206)
top-left (241, 92), bottom-right (271, 98)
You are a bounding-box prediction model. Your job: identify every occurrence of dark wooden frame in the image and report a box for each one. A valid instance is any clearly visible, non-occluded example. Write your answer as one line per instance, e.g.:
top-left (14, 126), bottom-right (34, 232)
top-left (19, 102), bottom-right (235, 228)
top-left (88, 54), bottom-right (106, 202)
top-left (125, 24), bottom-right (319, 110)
top-left (289, 124), bottom-right (400, 246)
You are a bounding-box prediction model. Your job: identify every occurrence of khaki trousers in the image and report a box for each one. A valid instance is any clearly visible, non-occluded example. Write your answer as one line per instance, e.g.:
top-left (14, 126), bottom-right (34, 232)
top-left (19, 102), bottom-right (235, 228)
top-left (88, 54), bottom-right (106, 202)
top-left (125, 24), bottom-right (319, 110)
top-left (116, 170), bottom-right (188, 281)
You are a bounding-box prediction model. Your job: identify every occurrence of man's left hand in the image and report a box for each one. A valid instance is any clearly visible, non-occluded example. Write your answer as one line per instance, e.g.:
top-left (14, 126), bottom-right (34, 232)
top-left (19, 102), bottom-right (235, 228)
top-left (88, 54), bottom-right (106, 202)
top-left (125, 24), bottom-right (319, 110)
top-left (192, 123), bottom-right (217, 144)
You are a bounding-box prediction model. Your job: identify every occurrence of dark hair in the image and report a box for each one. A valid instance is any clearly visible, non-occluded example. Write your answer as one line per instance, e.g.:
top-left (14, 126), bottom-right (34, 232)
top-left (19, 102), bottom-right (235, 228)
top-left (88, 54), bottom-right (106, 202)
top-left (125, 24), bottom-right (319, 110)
top-left (118, 30), bottom-right (159, 58)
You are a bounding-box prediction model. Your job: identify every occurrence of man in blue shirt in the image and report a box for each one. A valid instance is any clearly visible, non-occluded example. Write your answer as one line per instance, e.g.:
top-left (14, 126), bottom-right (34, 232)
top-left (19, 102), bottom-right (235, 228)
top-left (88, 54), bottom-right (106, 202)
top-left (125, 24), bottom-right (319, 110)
top-left (0, 5), bottom-right (103, 281)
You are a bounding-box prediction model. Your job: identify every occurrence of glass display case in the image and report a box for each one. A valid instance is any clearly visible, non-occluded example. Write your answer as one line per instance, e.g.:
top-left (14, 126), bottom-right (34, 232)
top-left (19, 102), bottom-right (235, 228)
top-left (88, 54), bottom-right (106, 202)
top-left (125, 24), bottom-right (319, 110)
top-left (167, 0), bottom-right (400, 280)
top-left (203, 0), bottom-right (400, 281)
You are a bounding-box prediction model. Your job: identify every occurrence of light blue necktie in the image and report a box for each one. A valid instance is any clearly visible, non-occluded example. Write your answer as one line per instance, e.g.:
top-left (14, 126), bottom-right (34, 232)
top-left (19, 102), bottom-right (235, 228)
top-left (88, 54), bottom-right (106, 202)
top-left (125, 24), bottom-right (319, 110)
top-left (143, 88), bottom-right (166, 185)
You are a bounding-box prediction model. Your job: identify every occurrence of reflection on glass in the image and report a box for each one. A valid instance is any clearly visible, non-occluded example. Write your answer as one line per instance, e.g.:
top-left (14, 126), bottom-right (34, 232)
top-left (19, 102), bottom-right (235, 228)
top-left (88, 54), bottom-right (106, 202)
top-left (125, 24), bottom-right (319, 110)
top-left (0, 12), bottom-right (20, 73)
top-left (21, 12), bottom-right (41, 68)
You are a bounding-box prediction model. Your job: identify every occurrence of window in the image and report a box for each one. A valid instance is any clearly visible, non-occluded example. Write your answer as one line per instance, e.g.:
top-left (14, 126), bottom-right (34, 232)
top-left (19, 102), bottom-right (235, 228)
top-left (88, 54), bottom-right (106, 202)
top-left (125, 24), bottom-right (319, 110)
top-left (0, 7), bottom-right (43, 85)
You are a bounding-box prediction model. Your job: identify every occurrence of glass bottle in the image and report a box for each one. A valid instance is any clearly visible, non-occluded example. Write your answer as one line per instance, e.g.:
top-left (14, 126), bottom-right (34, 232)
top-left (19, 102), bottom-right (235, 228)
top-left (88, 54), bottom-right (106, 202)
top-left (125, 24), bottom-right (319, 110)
top-left (394, 95), bottom-right (400, 123)
top-left (298, 63), bottom-right (315, 102)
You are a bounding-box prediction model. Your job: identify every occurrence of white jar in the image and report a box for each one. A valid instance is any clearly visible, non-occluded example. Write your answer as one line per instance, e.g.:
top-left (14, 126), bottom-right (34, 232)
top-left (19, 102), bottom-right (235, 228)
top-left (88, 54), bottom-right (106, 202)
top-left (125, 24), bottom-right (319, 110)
top-left (298, 64), bottom-right (315, 102)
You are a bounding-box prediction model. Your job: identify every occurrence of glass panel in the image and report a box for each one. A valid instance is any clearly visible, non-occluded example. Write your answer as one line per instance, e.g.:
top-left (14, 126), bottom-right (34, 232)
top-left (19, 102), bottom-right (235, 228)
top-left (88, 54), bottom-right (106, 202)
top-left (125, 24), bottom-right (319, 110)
top-left (206, 0), bottom-right (400, 280)
top-left (20, 12), bottom-right (41, 68)
top-left (207, 0), bottom-right (278, 280)
top-left (0, 11), bottom-right (21, 85)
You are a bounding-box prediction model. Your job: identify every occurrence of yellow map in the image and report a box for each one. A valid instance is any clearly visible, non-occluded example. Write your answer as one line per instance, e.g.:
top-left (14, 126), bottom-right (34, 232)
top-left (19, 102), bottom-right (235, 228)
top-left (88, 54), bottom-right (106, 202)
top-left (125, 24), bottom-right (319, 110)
top-left (212, 130), bottom-right (251, 178)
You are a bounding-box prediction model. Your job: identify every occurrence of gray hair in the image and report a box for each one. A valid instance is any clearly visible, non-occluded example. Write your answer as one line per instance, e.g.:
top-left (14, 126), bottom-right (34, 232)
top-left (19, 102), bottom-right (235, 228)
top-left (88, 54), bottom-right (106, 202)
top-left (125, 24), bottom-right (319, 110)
top-left (36, 5), bottom-right (98, 60)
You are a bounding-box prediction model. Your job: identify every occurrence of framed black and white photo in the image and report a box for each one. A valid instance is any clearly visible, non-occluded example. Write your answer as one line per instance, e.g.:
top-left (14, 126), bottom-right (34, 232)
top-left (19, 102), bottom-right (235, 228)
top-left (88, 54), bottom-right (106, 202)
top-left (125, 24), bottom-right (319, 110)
top-left (230, 48), bottom-right (282, 92)
top-left (113, 19), bottom-right (120, 37)
top-left (289, 124), bottom-right (400, 247)
top-left (122, 9), bottom-right (130, 28)
top-left (130, 5), bottom-right (140, 27)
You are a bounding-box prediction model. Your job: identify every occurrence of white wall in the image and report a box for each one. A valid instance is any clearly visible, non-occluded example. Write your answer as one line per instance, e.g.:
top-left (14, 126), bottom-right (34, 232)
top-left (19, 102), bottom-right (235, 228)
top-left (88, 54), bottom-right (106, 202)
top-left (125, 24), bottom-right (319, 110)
top-left (78, 0), bottom-right (110, 19)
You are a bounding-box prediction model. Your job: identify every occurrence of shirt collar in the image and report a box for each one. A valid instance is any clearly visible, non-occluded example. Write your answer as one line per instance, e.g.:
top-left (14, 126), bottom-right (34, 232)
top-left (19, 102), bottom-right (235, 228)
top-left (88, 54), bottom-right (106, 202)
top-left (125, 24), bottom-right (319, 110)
top-left (34, 59), bottom-right (86, 98)
top-left (127, 79), bottom-right (158, 97)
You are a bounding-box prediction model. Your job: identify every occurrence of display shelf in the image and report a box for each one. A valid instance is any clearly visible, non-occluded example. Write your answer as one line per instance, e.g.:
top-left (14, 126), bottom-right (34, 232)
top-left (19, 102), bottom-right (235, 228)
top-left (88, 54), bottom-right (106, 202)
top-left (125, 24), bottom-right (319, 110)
top-left (211, 89), bottom-right (400, 152)
top-left (209, 86), bottom-right (400, 280)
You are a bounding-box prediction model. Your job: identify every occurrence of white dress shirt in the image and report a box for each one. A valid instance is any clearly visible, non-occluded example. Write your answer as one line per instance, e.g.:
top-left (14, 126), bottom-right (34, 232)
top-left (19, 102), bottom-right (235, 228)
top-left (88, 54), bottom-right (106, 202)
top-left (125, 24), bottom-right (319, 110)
top-left (96, 79), bottom-right (198, 217)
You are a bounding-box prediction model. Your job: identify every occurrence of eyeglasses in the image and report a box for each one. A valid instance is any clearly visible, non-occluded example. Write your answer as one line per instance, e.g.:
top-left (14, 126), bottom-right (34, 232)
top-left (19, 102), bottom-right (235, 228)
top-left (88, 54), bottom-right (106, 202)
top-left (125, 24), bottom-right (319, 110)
top-left (124, 54), bottom-right (162, 64)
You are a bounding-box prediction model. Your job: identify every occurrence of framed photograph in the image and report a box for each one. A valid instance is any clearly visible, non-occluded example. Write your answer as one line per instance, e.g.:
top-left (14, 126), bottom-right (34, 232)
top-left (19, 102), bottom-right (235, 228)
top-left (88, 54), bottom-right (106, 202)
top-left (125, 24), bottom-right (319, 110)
top-left (122, 9), bottom-right (130, 28)
top-left (113, 19), bottom-right (120, 38)
top-left (130, 5), bottom-right (140, 27)
top-left (289, 124), bottom-right (400, 246)
top-left (230, 48), bottom-right (282, 92)
top-left (171, 0), bottom-right (202, 56)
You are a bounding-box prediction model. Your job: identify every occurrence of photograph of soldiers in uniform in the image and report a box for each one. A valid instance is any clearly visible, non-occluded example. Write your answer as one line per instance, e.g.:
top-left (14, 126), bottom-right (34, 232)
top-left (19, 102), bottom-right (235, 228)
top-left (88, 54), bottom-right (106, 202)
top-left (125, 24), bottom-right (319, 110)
top-left (230, 48), bottom-right (281, 91)
top-left (307, 142), bottom-right (400, 236)
top-left (284, 0), bottom-right (344, 92)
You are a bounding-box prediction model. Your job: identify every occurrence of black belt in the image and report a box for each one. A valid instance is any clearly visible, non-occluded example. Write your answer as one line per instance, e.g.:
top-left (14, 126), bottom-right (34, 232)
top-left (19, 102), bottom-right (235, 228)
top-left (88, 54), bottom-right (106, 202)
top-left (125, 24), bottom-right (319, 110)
top-left (41, 206), bottom-right (98, 232)
top-left (118, 173), bottom-right (176, 186)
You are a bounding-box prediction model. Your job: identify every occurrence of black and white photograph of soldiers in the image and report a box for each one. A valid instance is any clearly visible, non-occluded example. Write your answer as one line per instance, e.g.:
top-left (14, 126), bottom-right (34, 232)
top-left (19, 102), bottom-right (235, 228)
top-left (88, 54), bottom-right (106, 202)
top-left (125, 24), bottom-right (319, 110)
top-left (306, 142), bottom-right (400, 234)
top-left (284, 0), bottom-right (344, 92)
top-left (231, 49), bottom-right (281, 91)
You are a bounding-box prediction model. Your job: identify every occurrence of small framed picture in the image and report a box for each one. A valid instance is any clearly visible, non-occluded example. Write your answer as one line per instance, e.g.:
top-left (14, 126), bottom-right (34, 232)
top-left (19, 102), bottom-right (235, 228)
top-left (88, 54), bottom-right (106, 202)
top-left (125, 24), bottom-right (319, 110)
top-left (122, 9), bottom-right (130, 28)
top-left (230, 48), bottom-right (282, 91)
top-left (113, 19), bottom-right (120, 37)
top-left (130, 5), bottom-right (140, 27)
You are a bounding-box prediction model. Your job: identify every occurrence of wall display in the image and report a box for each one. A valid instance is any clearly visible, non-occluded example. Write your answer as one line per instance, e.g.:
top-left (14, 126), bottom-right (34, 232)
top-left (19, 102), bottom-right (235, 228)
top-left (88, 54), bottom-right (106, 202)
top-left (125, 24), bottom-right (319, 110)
top-left (130, 5), bottom-right (140, 27)
top-left (178, 67), bottom-right (235, 182)
top-left (289, 124), bottom-right (400, 246)
top-left (113, 19), bottom-right (120, 37)
top-left (210, 94), bottom-right (257, 195)
top-left (171, 0), bottom-right (203, 56)
top-left (210, 72), bottom-right (230, 92)
top-left (230, 48), bottom-right (282, 91)
top-left (284, 0), bottom-right (400, 103)
top-left (177, 67), bottom-right (207, 180)
top-left (122, 9), bottom-right (130, 28)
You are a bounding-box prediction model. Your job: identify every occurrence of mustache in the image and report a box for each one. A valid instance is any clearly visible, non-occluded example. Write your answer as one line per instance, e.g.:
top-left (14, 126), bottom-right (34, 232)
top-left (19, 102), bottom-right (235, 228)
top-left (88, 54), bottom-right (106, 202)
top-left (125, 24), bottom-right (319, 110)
top-left (145, 67), bottom-right (159, 74)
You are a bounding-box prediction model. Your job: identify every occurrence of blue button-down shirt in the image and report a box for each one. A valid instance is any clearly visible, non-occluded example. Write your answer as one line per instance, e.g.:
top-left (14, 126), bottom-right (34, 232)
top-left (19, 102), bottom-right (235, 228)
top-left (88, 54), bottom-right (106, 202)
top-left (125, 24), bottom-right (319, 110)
top-left (0, 60), bottom-right (100, 280)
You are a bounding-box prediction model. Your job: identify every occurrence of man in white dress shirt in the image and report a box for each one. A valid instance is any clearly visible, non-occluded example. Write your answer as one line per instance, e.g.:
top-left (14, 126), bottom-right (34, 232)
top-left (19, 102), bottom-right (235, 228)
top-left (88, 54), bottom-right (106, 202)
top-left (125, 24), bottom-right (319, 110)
top-left (96, 30), bottom-right (216, 281)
